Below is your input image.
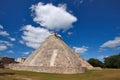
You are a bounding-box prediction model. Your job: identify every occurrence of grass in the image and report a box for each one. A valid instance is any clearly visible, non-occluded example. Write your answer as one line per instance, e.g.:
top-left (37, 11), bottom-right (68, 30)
top-left (0, 69), bottom-right (120, 80)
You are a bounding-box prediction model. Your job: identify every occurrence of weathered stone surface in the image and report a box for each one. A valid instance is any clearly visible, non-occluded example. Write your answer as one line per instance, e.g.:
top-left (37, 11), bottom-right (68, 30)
top-left (8, 63), bottom-right (86, 74)
top-left (9, 33), bottom-right (93, 74)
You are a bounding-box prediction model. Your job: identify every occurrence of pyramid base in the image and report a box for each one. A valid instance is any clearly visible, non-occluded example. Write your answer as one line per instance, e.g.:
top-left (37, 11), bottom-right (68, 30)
top-left (7, 63), bottom-right (87, 74)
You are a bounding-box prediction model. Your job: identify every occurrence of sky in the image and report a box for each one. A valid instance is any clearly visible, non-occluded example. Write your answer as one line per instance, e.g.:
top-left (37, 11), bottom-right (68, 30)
top-left (0, 0), bottom-right (120, 61)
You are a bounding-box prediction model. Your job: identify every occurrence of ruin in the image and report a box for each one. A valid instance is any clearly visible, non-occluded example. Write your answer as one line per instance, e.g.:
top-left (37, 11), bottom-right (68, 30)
top-left (17, 58), bottom-right (26, 63)
top-left (0, 57), bottom-right (15, 68)
top-left (8, 33), bottom-right (93, 74)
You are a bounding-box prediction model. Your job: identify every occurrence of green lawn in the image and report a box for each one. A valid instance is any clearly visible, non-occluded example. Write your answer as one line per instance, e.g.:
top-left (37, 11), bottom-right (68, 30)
top-left (0, 69), bottom-right (120, 80)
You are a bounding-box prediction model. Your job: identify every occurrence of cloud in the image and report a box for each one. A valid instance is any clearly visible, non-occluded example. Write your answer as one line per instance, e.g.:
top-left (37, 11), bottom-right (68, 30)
top-left (68, 32), bottom-right (72, 35)
top-left (0, 24), bottom-right (15, 41)
top-left (97, 55), bottom-right (108, 61)
top-left (0, 45), bottom-right (7, 51)
top-left (21, 25), bottom-right (50, 49)
top-left (0, 26), bottom-right (10, 36)
top-left (100, 37), bottom-right (120, 49)
top-left (73, 46), bottom-right (88, 54)
top-left (7, 50), bottom-right (14, 54)
top-left (19, 40), bottom-right (24, 44)
top-left (22, 52), bottom-right (30, 55)
top-left (0, 25), bottom-right (14, 51)
top-left (0, 25), bottom-right (9, 36)
top-left (80, 0), bottom-right (84, 4)
top-left (31, 2), bottom-right (77, 31)
top-left (0, 40), bottom-right (13, 51)
top-left (9, 37), bottom-right (16, 41)
top-left (0, 25), bottom-right (3, 29)
top-left (0, 41), bottom-right (13, 46)
top-left (0, 31), bottom-right (9, 36)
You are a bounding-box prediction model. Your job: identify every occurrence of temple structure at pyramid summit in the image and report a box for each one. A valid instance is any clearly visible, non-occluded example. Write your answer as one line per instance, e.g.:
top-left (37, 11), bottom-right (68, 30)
top-left (8, 33), bottom-right (93, 74)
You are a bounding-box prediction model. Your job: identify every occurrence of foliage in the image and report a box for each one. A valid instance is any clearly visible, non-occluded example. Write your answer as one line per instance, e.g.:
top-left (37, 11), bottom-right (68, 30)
top-left (87, 54), bottom-right (120, 68)
top-left (87, 58), bottom-right (104, 68)
top-left (104, 54), bottom-right (120, 68)
top-left (0, 60), bottom-right (4, 68)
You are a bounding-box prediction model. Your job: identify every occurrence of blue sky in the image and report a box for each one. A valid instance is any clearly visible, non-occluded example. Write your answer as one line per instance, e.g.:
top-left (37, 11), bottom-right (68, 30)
top-left (0, 0), bottom-right (120, 61)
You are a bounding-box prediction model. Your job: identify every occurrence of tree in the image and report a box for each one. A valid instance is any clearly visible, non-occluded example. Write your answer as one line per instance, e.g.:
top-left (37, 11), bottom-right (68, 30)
top-left (0, 60), bottom-right (4, 68)
top-left (87, 58), bottom-right (104, 68)
top-left (104, 54), bottom-right (120, 68)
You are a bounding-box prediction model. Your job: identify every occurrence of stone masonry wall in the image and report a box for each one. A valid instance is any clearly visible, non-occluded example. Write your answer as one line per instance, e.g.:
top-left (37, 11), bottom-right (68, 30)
top-left (7, 63), bottom-right (86, 74)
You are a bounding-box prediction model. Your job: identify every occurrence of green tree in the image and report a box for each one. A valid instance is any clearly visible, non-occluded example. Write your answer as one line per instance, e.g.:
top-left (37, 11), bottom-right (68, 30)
top-left (104, 54), bottom-right (120, 68)
top-left (87, 58), bottom-right (104, 68)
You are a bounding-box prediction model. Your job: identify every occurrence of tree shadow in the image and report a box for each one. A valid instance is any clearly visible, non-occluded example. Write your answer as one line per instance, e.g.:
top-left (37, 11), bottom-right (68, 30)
top-left (0, 73), bottom-right (15, 76)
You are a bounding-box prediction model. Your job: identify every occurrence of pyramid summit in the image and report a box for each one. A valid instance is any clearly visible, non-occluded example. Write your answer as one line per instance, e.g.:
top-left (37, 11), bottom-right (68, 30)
top-left (8, 33), bottom-right (93, 74)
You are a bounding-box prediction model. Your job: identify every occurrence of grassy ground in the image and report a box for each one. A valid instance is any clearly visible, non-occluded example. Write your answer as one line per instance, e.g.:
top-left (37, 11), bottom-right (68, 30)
top-left (0, 69), bottom-right (120, 80)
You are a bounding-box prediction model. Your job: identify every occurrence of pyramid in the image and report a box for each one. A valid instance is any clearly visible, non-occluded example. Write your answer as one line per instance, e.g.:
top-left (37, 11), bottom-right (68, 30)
top-left (9, 33), bottom-right (93, 74)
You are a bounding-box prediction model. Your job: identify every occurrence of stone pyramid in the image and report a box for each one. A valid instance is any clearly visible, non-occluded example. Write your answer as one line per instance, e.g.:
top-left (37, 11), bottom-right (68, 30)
top-left (9, 33), bottom-right (93, 74)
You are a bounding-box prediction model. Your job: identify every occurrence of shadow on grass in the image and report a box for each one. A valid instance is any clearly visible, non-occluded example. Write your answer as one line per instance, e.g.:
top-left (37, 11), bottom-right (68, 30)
top-left (0, 73), bottom-right (15, 76)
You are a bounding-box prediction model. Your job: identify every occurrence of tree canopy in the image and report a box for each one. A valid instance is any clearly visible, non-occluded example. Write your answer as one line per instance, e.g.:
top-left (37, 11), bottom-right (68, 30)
top-left (87, 54), bottom-right (120, 68)
top-left (87, 58), bottom-right (104, 68)
top-left (104, 54), bottom-right (120, 68)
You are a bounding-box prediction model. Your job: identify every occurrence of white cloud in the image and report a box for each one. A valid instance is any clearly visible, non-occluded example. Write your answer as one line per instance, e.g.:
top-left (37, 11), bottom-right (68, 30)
top-left (31, 2), bottom-right (77, 31)
top-left (0, 40), bottom-right (13, 47)
top-left (0, 25), bottom-right (15, 51)
top-left (68, 32), bottom-right (72, 35)
top-left (0, 40), bottom-right (13, 51)
top-left (0, 25), bottom-right (3, 29)
top-left (7, 50), bottom-right (14, 54)
top-left (0, 24), bottom-right (16, 41)
top-left (19, 40), bottom-right (24, 44)
top-left (0, 45), bottom-right (7, 51)
top-left (0, 31), bottom-right (9, 36)
top-left (97, 55), bottom-right (109, 61)
top-left (0, 25), bottom-right (9, 36)
top-left (80, 0), bottom-right (84, 4)
top-left (100, 37), bottom-right (120, 49)
top-left (21, 25), bottom-right (50, 49)
top-left (22, 52), bottom-right (29, 55)
top-left (73, 46), bottom-right (88, 54)
top-left (97, 55), bottom-right (104, 61)
top-left (9, 37), bottom-right (16, 41)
